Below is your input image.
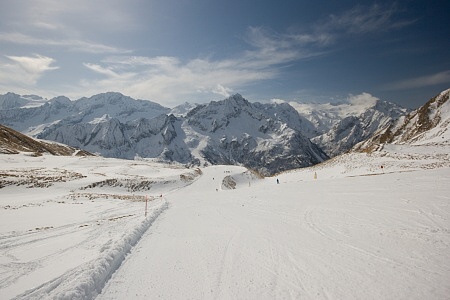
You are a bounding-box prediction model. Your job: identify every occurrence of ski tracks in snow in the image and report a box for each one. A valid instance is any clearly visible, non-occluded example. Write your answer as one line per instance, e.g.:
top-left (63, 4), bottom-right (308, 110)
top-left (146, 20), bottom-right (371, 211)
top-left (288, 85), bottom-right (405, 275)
top-left (12, 200), bottom-right (169, 300)
top-left (92, 166), bottom-right (450, 299)
top-left (213, 227), bottom-right (242, 299)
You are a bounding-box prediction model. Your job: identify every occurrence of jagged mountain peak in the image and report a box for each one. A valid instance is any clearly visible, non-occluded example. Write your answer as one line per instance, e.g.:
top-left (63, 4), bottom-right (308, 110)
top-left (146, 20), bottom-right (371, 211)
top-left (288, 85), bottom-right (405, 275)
top-left (186, 94), bottom-right (258, 133)
top-left (0, 92), bottom-right (32, 109)
top-left (211, 93), bottom-right (251, 111)
top-left (0, 92), bottom-right (49, 110)
top-left (219, 93), bottom-right (249, 104)
top-left (48, 96), bottom-right (72, 107)
top-left (224, 93), bottom-right (247, 104)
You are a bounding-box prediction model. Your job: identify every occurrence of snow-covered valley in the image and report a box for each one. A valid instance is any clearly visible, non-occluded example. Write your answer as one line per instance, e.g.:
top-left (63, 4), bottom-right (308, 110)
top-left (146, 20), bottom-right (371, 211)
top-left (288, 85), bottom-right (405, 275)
top-left (1, 143), bottom-right (449, 299)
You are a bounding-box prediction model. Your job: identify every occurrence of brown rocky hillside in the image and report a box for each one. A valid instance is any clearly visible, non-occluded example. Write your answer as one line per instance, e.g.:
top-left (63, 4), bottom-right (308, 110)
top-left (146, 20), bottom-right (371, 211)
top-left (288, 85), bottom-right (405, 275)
top-left (0, 124), bottom-right (92, 156)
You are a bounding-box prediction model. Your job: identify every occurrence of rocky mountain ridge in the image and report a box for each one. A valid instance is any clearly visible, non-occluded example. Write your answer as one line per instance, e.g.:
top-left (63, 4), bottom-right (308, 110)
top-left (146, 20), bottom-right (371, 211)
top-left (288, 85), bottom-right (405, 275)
top-left (354, 88), bottom-right (450, 152)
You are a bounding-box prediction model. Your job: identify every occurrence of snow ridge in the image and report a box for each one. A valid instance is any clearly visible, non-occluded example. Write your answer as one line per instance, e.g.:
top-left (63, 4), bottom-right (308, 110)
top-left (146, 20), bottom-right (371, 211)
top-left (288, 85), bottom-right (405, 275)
top-left (14, 201), bottom-right (169, 300)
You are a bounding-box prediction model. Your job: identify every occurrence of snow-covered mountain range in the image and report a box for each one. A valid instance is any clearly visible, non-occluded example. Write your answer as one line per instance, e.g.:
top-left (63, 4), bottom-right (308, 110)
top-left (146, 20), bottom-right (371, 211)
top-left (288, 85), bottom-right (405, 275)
top-left (0, 90), bottom-right (427, 175)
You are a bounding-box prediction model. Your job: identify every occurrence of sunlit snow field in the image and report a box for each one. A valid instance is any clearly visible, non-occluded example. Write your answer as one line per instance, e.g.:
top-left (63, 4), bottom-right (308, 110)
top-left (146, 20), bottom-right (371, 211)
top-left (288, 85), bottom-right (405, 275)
top-left (1, 146), bottom-right (449, 299)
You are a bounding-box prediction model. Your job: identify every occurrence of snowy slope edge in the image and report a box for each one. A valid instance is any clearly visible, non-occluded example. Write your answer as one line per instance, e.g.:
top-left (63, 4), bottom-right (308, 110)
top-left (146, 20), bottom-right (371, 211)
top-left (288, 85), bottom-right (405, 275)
top-left (14, 201), bottom-right (169, 300)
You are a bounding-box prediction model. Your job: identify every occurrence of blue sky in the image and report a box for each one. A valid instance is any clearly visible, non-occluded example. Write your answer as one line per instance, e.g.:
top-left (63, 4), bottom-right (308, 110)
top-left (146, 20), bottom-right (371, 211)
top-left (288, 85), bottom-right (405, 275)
top-left (0, 0), bottom-right (449, 108)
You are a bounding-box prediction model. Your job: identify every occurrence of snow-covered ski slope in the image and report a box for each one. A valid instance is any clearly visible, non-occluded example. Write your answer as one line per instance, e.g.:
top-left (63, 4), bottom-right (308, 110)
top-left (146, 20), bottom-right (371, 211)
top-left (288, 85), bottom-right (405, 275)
top-left (0, 155), bottom-right (200, 299)
top-left (1, 145), bottom-right (450, 299)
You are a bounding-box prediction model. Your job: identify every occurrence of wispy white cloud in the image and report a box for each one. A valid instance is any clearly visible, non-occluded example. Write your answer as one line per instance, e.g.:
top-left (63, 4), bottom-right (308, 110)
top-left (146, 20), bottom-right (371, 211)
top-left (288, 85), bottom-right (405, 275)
top-left (0, 0), bottom-right (137, 54)
top-left (83, 63), bottom-right (124, 78)
top-left (319, 3), bottom-right (413, 35)
top-left (347, 92), bottom-right (379, 106)
top-left (1, 0), bottom-right (139, 33)
top-left (102, 56), bottom-right (180, 67)
top-left (240, 3), bottom-right (411, 66)
top-left (80, 54), bottom-right (275, 105)
top-left (77, 3), bottom-right (414, 105)
top-left (283, 3), bottom-right (414, 50)
top-left (0, 32), bottom-right (130, 54)
top-left (0, 54), bottom-right (58, 88)
top-left (242, 27), bottom-right (324, 67)
top-left (0, 2), bottom-right (417, 104)
top-left (384, 70), bottom-right (450, 91)
top-left (212, 84), bottom-right (233, 98)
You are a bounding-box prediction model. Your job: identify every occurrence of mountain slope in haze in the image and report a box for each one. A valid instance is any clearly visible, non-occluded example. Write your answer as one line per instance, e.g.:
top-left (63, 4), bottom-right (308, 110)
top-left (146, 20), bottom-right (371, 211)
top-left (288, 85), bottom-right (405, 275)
top-left (289, 94), bottom-right (408, 156)
top-left (38, 113), bottom-right (193, 163)
top-left (0, 92), bottom-right (170, 136)
top-left (355, 88), bottom-right (450, 152)
top-left (0, 124), bottom-right (92, 156)
top-left (0, 92), bottom-right (47, 110)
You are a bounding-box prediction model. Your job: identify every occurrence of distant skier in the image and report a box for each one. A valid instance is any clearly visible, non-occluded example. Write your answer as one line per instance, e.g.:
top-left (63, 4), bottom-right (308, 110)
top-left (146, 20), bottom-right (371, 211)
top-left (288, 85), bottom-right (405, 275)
top-left (276, 178), bottom-right (279, 184)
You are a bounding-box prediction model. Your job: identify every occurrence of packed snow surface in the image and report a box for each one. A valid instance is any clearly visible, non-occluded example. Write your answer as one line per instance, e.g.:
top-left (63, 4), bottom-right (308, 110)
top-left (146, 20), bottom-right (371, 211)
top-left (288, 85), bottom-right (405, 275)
top-left (1, 145), bottom-right (449, 299)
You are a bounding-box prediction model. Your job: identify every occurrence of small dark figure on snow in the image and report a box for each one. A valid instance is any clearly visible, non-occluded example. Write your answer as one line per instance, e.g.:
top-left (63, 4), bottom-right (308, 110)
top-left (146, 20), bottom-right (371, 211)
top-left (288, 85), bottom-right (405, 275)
top-left (276, 178), bottom-right (279, 184)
